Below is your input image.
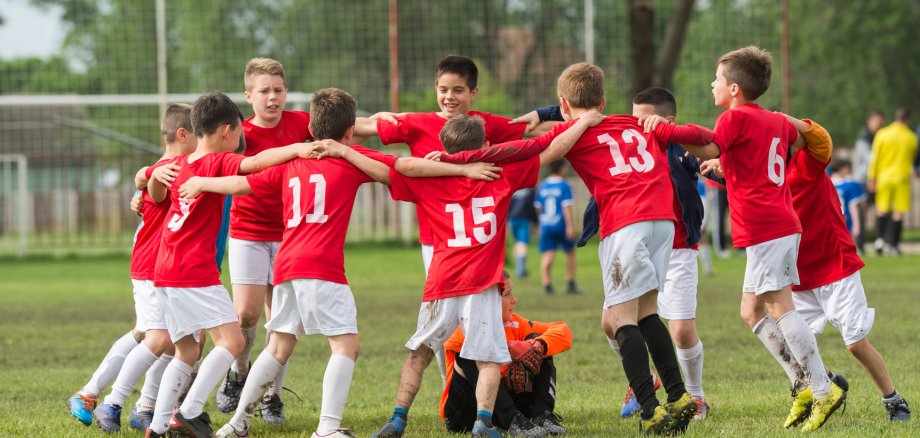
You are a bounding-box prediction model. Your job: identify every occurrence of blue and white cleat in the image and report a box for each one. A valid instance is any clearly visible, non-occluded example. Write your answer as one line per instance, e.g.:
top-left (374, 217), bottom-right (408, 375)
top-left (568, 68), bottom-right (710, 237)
top-left (69, 392), bottom-right (97, 426)
top-left (471, 420), bottom-right (503, 438)
top-left (370, 416), bottom-right (406, 438)
top-left (93, 402), bottom-right (123, 433)
top-left (129, 407), bottom-right (154, 431)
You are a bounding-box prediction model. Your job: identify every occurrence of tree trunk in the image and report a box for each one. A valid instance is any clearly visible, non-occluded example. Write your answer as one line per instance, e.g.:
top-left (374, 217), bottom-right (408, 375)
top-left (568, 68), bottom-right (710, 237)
top-left (654, 0), bottom-right (696, 90)
top-left (629, 0), bottom-right (656, 99)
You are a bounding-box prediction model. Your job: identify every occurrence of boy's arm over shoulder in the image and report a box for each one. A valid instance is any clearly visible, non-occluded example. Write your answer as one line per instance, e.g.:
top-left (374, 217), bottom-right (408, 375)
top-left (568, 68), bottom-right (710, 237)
top-left (238, 142), bottom-right (321, 174)
top-left (179, 175), bottom-right (254, 199)
top-left (786, 115), bottom-right (832, 164)
top-left (524, 316), bottom-right (573, 357)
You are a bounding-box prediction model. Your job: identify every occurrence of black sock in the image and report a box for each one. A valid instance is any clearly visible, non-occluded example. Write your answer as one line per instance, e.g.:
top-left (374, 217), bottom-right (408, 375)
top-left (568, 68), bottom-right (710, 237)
top-left (638, 314), bottom-right (686, 403)
top-left (889, 220), bottom-right (903, 250)
top-left (877, 215), bottom-right (890, 245)
top-left (615, 325), bottom-right (658, 419)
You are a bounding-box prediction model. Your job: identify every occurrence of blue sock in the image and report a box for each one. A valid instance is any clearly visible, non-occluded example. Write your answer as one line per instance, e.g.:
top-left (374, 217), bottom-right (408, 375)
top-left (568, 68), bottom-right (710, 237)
top-left (391, 407), bottom-right (408, 421)
top-left (477, 410), bottom-right (493, 428)
top-left (515, 255), bottom-right (526, 276)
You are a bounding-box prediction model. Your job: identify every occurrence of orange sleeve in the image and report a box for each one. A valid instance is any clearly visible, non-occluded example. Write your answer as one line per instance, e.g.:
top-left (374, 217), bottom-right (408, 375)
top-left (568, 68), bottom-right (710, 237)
top-left (514, 314), bottom-right (573, 357)
top-left (801, 119), bottom-right (833, 164)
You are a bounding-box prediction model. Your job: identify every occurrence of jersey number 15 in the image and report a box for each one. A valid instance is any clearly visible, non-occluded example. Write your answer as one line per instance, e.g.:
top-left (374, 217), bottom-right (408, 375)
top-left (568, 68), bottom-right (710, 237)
top-left (445, 196), bottom-right (497, 247)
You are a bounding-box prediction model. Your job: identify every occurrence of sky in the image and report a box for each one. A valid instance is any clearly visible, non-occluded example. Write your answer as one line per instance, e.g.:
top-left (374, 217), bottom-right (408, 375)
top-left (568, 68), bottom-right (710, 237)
top-left (0, 0), bottom-right (65, 59)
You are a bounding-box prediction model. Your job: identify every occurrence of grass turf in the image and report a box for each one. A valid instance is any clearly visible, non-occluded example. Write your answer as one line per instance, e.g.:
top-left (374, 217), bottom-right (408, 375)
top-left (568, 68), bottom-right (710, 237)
top-left (0, 243), bottom-right (916, 437)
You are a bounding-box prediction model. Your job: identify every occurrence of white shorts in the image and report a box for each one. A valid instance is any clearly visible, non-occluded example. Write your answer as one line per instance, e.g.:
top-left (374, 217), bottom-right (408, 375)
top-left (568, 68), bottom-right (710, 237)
top-left (228, 237), bottom-right (280, 285)
top-left (658, 248), bottom-right (699, 320)
top-left (598, 220), bottom-right (674, 308)
top-left (156, 285), bottom-right (238, 343)
top-left (132, 279), bottom-right (167, 331)
top-left (405, 286), bottom-right (510, 364)
top-left (792, 271), bottom-right (875, 346)
top-left (421, 244), bottom-right (434, 276)
top-left (265, 279), bottom-right (358, 337)
top-left (743, 234), bottom-right (800, 294)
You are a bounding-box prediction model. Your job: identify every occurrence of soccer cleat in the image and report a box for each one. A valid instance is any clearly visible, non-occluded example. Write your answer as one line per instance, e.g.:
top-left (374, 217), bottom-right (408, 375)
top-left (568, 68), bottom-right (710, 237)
top-left (216, 370), bottom-right (245, 413)
top-left (93, 402), bottom-right (123, 433)
top-left (544, 284), bottom-right (555, 295)
top-left (370, 416), bottom-right (406, 438)
top-left (532, 411), bottom-right (565, 436)
top-left (783, 385), bottom-right (812, 429)
top-left (620, 372), bottom-right (661, 417)
top-left (801, 382), bottom-right (846, 431)
top-left (508, 411), bottom-right (546, 437)
top-left (311, 429), bottom-right (356, 438)
top-left (259, 393), bottom-right (286, 425)
top-left (214, 422), bottom-right (250, 438)
top-left (69, 392), bottom-right (97, 426)
top-left (663, 392), bottom-right (698, 433)
top-left (145, 428), bottom-right (167, 438)
top-left (884, 396), bottom-right (911, 421)
top-left (829, 371), bottom-right (849, 392)
top-left (639, 406), bottom-right (672, 435)
top-left (472, 419), bottom-right (504, 438)
top-left (129, 407), bottom-right (154, 431)
top-left (692, 397), bottom-right (709, 420)
top-left (168, 409), bottom-right (213, 438)
top-left (566, 281), bottom-right (581, 294)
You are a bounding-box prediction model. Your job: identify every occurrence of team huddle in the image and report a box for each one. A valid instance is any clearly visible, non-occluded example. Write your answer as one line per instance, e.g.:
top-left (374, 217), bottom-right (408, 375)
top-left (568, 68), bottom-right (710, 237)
top-left (67, 48), bottom-right (910, 438)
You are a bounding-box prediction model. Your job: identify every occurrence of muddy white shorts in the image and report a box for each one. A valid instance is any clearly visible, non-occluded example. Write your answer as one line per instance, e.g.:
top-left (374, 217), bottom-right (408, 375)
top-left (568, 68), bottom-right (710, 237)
top-left (228, 237), bottom-right (281, 285)
top-left (742, 234), bottom-right (800, 294)
top-left (156, 284), bottom-right (238, 343)
top-left (658, 248), bottom-right (699, 320)
top-left (792, 271), bottom-right (874, 346)
top-left (265, 279), bottom-right (358, 337)
top-left (599, 220), bottom-right (674, 308)
top-left (132, 279), bottom-right (167, 332)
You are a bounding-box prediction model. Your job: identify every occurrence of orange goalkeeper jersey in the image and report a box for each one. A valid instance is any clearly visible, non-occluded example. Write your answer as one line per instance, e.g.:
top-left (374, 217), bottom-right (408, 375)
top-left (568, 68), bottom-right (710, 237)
top-left (439, 313), bottom-right (572, 419)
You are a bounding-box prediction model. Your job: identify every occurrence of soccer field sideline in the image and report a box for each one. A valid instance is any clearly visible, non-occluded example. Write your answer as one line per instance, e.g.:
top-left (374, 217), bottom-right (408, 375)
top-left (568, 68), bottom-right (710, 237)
top-left (0, 245), bottom-right (916, 437)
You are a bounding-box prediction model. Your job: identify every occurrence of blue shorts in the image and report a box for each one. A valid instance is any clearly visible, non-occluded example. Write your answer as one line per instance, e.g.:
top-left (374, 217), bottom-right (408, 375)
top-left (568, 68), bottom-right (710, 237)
top-left (539, 228), bottom-right (574, 252)
top-left (509, 218), bottom-right (533, 245)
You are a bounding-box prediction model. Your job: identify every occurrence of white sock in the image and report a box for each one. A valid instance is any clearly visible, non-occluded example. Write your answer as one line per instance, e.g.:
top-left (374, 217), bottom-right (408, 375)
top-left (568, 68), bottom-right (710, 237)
top-left (753, 315), bottom-right (806, 389)
top-left (775, 311), bottom-right (831, 397)
top-left (434, 348), bottom-right (448, 388)
top-left (150, 359), bottom-right (192, 434)
top-left (676, 341), bottom-right (705, 399)
top-left (137, 354), bottom-right (172, 412)
top-left (81, 331), bottom-right (139, 396)
top-left (268, 361), bottom-right (288, 397)
top-left (230, 350), bottom-right (283, 429)
top-left (606, 336), bottom-right (623, 360)
top-left (104, 342), bottom-right (158, 407)
top-left (698, 244), bottom-right (713, 276)
top-left (180, 346), bottom-right (235, 419)
top-left (317, 355), bottom-right (356, 434)
top-left (232, 326), bottom-right (257, 375)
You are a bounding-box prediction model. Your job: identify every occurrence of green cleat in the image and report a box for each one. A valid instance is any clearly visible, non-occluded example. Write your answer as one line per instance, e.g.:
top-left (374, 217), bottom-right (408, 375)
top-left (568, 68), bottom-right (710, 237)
top-left (664, 393), bottom-right (698, 433)
top-left (801, 382), bottom-right (846, 432)
top-left (639, 406), bottom-right (672, 435)
top-left (783, 385), bottom-right (812, 429)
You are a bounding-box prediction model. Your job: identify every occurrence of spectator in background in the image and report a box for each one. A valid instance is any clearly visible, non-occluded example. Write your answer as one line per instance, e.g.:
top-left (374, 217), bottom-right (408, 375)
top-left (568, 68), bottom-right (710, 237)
top-left (868, 107), bottom-right (918, 256)
top-left (508, 188), bottom-right (539, 278)
top-left (852, 110), bottom-right (885, 252)
top-left (535, 161), bottom-right (579, 295)
top-left (831, 159), bottom-right (867, 249)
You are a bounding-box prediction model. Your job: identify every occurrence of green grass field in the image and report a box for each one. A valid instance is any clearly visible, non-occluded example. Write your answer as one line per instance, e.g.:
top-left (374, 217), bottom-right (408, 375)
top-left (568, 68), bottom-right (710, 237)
top-left (1, 243), bottom-right (916, 437)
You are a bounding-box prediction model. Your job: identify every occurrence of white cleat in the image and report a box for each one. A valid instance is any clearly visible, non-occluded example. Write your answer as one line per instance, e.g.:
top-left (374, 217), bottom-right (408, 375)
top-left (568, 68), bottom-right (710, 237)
top-left (214, 422), bottom-right (250, 438)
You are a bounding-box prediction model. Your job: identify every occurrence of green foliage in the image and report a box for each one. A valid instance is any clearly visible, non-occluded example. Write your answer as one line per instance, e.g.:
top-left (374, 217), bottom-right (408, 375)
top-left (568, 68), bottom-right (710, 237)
top-left (0, 245), bottom-right (918, 436)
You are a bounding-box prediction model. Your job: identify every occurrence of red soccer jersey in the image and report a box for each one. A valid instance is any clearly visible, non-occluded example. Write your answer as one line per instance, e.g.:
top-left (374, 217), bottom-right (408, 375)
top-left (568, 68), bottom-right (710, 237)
top-left (388, 156), bottom-right (539, 301)
top-left (130, 159), bottom-right (173, 280)
top-left (231, 111), bottom-right (313, 241)
top-left (246, 146), bottom-right (397, 285)
top-left (376, 111), bottom-right (526, 245)
top-left (787, 149), bottom-right (864, 291)
top-left (713, 104), bottom-right (802, 248)
top-left (537, 116), bottom-right (678, 240)
top-left (154, 152), bottom-right (246, 288)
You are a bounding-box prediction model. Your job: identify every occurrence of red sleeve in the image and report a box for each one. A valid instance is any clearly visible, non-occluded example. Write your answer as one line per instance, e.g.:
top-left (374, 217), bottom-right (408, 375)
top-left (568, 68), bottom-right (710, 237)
top-left (386, 167), bottom-right (417, 203)
top-left (482, 113), bottom-right (527, 142)
top-left (245, 164), bottom-right (284, 198)
top-left (440, 139), bottom-right (547, 164)
top-left (712, 111), bottom-right (738, 153)
top-left (351, 145), bottom-right (398, 167)
top-left (658, 123), bottom-right (715, 147)
top-left (376, 114), bottom-right (413, 145)
top-left (218, 153), bottom-right (247, 176)
top-left (145, 158), bottom-right (173, 179)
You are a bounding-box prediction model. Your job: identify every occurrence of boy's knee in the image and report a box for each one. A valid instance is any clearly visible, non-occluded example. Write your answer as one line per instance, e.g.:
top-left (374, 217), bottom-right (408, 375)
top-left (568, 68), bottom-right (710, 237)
top-left (238, 312), bottom-right (261, 329)
top-left (739, 304), bottom-right (764, 328)
top-left (846, 338), bottom-right (869, 355)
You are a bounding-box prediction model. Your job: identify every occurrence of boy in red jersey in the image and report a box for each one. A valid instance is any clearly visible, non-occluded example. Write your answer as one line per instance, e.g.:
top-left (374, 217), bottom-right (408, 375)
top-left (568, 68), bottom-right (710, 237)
top-left (440, 271), bottom-right (572, 437)
top-left (678, 46), bottom-right (845, 432)
top-left (782, 115), bottom-right (910, 422)
top-left (177, 88), bottom-right (500, 438)
top-left (69, 104), bottom-right (197, 431)
top-left (367, 113), bottom-right (603, 438)
top-left (216, 58), bottom-right (315, 421)
top-left (354, 54), bottom-right (531, 385)
top-left (144, 92), bottom-right (320, 438)
top-left (436, 63), bottom-right (715, 435)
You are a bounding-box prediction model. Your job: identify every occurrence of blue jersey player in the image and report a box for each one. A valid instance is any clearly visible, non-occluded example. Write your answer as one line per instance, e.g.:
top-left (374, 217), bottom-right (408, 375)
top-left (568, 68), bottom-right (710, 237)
top-left (535, 160), bottom-right (578, 294)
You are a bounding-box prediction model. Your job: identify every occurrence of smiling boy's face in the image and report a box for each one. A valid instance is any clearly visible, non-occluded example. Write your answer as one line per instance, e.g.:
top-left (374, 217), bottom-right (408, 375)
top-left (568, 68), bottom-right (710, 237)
top-left (246, 73), bottom-right (288, 126)
top-left (436, 72), bottom-right (478, 119)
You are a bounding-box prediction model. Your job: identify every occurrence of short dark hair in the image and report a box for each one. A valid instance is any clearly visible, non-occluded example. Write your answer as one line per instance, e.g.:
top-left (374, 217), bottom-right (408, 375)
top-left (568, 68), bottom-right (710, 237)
top-left (895, 106), bottom-right (912, 122)
top-left (632, 87), bottom-right (677, 118)
top-left (557, 62), bottom-right (605, 109)
top-left (829, 158), bottom-right (852, 174)
top-left (436, 55), bottom-right (478, 90)
top-left (867, 109), bottom-right (885, 119)
top-left (440, 115), bottom-right (485, 154)
top-left (190, 92), bottom-right (243, 137)
top-left (548, 160), bottom-right (567, 175)
top-left (717, 46), bottom-right (772, 101)
top-left (310, 88), bottom-right (357, 141)
top-left (161, 103), bottom-right (192, 144)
